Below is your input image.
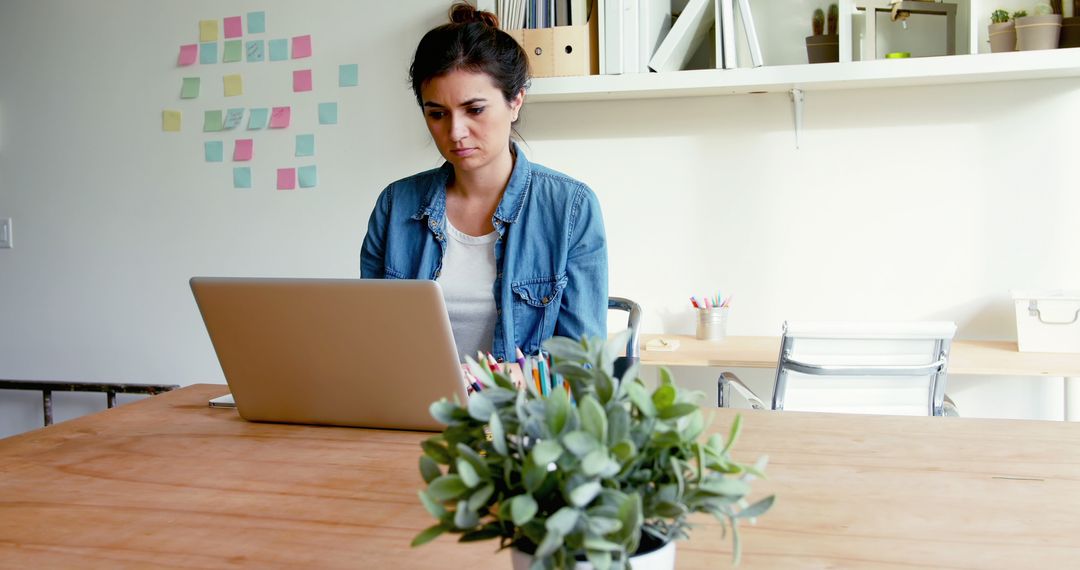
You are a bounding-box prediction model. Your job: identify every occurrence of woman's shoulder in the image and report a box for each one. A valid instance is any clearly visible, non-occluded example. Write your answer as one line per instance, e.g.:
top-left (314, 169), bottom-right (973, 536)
top-left (526, 161), bottom-right (595, 203)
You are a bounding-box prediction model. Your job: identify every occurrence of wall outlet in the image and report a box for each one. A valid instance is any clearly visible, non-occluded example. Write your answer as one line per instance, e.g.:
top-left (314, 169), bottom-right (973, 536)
top-left (0, 218), bottom-right (12, 248)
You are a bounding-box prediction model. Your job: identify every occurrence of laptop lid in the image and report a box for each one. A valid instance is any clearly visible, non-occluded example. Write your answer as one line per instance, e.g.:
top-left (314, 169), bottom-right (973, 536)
top-left (190, 277), bottom-right (467, 431)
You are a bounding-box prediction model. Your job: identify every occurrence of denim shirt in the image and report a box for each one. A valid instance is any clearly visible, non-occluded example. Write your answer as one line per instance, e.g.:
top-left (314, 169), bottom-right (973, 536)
top-left (360, 143), bottom-right (608, 361)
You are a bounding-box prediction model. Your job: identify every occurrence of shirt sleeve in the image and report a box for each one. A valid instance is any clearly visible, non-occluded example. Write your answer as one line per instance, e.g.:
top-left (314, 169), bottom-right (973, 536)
top-left (359, 185), bottom-right (393, 279)
top-left (554, 184), bottom-right (608, 343)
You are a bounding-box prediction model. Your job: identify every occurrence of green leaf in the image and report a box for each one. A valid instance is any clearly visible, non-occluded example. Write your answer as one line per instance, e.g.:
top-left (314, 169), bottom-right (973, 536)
top-left (543, 336), bottom-right (590, 363)
top-left (420, 438), bottom-right (452, 465)
top-left (428, 474), bottom-right (469, 501)
top-left (582, 449), bottom-right (619, 477)
top-left (602, 329), bottom-right (632, 373)
top-left (610, 439), bottom-right (637, 463)
top-left (606, 406), bottom-right (630, 446)
top-left (680, 408), bottom-right (705, 441)
top-left (658, 367), bottom-right (674, 387)
top-left (585, 549), bottom-right (614, 570)
top-left (652, 384), bottom-right (676, 410)
top-left (657, 402), bottom-right (698, 420)
top-left (579, 395), bottom-right (608, 444)
top-left (418, 490), bottom-right (446, 519)
top-left (429, 400), bottom-right (463, 425)
top-left (454, 499), bottom-right (479, 529)
top-left (523, 459), bottom-right (548, 493)
top-left (586, 516), bottom-right (622, 536)
top-left (545, 385), bottom-right (571, 435)
top-left (455, 443), bottom-right (491, 479)
top-left (419, 455), bottom-right (443, 483)
top-left (625, 382), bottom-right (656, 418)
top-left (467, 483), bottom-right (494, 511)
top-left (459, 523), bottom-right (503, 542)
top-left (722, 415), bottom-right (743, 455)
top-left (569, 480), bottom-right (602, 507)
top-left (592, 368), bottom-right (615, 404)
top-left (456, 458), bottom-right (480, 488)
top-left (510, 493), bottom-right (539, 526)
top-left (531, 439), bottom-right (563, 466)
top-left (534, 529), bottom-right (565, 559)
top-left (698, 477), bottom-right (751, 497)
top-left (545, 506), bottom-right (580, 535)
top-left (737, 494), bottom-right (776, 519)
top-left (562, 430), bottom-right (600, 457)
top-left (411, 523), bottom-right (448, 547)
top-left (489, 411), bottom-right (508, 456)
top-left (467, 393), bottom-right (496, 422)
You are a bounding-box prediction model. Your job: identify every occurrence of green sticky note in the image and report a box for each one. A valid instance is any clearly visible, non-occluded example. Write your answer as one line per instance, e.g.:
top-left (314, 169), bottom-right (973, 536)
top-left (247, 108), bottom-right (268, 129)
top-left (233, 166), bottom-right (252, 188)
top-left (269, 39), bottom-right (288, 61)
top-left (339, 64), bottom-right (358, 87)
top-left (248, 11), bottom-right (266, 34)
top-left (199, 42), bottom-right (218, 64)
top-left (318, 102), bottom-right (337, 125)
top-left (223, 40), bottom-right (242, 63)
top-left (205, 140), bottom-right (223, 162)
top-left (223, 108), bottom-right (244, 129)
top-left (298, 165), bottom-right (317, 188)
top-left (203, 110), bottom-right (223, 132)
top-left (246, 40), bottom-right (264, 62)
top-left (180, 77), bottom-right (200, 99)
top-left (295, 134), bottom-right (315, 157)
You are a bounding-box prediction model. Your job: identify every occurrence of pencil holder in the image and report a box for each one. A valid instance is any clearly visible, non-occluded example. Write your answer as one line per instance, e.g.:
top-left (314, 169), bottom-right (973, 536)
top-left (696, 307), bottom-right (729, 341)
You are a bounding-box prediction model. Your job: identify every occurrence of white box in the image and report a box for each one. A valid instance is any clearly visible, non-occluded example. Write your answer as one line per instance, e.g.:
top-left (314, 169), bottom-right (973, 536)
top-left (1012, 290), bottom-right (1080, 353)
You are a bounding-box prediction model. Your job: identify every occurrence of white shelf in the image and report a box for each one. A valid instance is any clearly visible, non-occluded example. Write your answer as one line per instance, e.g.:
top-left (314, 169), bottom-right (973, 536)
top-left (527, 48), bottom-right (1080, 102)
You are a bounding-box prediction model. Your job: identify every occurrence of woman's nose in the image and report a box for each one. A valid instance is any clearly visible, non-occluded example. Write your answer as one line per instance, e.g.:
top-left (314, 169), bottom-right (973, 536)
top-left (449, 116), bottom-right (468, 142)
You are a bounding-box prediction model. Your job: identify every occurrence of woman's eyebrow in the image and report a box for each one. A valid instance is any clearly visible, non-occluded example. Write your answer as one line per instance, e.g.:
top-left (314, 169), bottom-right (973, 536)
top-left (423, 97), bottom-right (488, 109)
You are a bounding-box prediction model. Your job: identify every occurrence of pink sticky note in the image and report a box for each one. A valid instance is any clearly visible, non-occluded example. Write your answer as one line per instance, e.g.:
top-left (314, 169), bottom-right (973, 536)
top-left (223, 16), bottom-right (243, 39)
top-left (269, 106), bottom-right (291, 128)
top-left (292, 35), bottom-right (312, 58)
top-left (277, 168), bottom-right (296, 190)
top-left (233, 139), bottom-right (253, 161)
top-left (293, 69), bottom-right (312, 92)
top-left (178, 44), bottom-right (198, 66)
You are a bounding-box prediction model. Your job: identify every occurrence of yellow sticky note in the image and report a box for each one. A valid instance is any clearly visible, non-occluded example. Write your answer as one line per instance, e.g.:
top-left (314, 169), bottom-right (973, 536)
top-left (162, 110), bottom-right (181, 132)
top-left (223, 74), bottom-right (243, 97)
top-left (199, 19), bottom-right (218, 42)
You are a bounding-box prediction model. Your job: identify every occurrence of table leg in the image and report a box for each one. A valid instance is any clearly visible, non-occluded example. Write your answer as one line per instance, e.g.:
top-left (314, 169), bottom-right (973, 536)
top-left (1067, 377), bottom-right (1079, 422)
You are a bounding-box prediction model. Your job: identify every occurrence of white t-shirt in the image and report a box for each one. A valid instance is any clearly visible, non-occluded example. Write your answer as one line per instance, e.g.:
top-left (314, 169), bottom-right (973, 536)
top-left (437, 218), bottom-right (498, 362)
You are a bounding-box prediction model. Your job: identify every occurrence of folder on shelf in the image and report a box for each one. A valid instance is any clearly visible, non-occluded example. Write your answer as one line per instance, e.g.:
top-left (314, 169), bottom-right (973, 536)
top-left (736, 0), bottom-right (762, 67)
top-left (717, 0), bottom-right (736, 69)
top-left (638, 0), bottom-right (672, 73)
top-left (513, 0), bottom-right (598, 77)
top-left (648, 0), bottom-right (715, 72)
top-left (600, 0), bottom-right (624, 74)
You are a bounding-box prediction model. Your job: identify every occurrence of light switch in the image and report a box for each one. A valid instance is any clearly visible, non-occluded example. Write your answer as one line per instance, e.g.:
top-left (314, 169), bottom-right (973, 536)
top-left (0, 218), bottom-right (11, 248)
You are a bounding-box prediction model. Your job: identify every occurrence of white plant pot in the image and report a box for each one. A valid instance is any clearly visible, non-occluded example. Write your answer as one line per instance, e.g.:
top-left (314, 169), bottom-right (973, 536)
top-left (510, 540), bottom-right (675, 570)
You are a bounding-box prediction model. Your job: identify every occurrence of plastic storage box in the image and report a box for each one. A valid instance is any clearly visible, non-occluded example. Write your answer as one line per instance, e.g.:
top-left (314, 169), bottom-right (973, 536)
top-left (1012, 290), bottom-right (1080, 353)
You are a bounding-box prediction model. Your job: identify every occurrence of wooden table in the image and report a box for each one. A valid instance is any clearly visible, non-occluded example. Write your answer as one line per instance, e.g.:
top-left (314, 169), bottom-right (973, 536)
top-left (640, 334), bottom-right (1080, 419)
top-left (2, 384), bottom-right (1079, 568)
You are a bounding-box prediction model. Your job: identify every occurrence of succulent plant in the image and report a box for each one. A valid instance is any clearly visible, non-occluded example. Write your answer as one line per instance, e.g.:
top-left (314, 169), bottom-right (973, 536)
top-left (991, 8), bottom-right (1011, 23)
top-left (827, 4), bottom-right (839, 35)
top-left (1013, 9), bottom-right (1029, 18)
top-left (812, 8), bottom-right (825, 35)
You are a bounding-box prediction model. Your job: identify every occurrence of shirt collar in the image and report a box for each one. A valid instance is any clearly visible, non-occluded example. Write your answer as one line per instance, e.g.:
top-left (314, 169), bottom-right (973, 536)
top-left (412, 141), bottom-right (532, 225)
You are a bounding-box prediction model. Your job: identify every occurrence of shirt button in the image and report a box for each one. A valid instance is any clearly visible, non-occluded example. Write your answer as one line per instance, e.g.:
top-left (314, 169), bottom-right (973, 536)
top-left (541, 296), bottom-right (550, 304)
top-left (429, 220), bottom-right (437, 228)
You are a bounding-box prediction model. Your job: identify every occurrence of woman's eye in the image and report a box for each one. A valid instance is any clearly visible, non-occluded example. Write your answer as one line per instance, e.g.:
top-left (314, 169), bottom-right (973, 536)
top-left (427, 111), bottom-right (445, 120)
top-left (467, 107), bottom-right (485, 115)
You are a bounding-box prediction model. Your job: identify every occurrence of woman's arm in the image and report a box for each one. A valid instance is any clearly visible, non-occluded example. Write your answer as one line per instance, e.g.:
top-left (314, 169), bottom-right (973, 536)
top-left (359, 186), bottom-right (393, 278)
top-left (554, 186), bottom-right (608, 341)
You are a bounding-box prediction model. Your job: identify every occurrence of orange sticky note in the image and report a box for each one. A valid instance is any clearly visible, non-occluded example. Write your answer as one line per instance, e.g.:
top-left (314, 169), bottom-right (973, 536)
top-left (199, 20), bottom-right (218, 42)
top-left (233, 139), bottom-right (253, 161)
top-left (223, 74), bottom-right (243, 97)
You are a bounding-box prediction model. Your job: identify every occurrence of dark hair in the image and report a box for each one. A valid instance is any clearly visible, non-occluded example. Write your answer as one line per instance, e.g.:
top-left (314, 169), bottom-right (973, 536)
top-left (409, 2), bottom-right (530, 107)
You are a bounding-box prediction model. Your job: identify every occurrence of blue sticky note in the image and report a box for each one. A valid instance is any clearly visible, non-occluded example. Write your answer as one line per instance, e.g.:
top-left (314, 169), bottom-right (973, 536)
top-left (204, 141), bottom-right (223, 162)
top-left (247, 108), bottom-right (269, 130)
top-left (199, 42), bottom-right (218, 64)
top-left (223, 108), bottom-right (244, 129)
top-left (233, 166), bottom-right (252, 188)
top-left (339, 64), bottom-right (359, 87)
top-left (298, 165), bottom-right (317, 188)
top-left (246, 40), bottom-right (264, 62)
top-left (247, 11), bottom-right (266, 34)
top-left (295, 134), bottom-right (315, 157)
top-left (318, 102), bottom-right (338, 125)
top-left (269, 39), bottom-right (288, 61)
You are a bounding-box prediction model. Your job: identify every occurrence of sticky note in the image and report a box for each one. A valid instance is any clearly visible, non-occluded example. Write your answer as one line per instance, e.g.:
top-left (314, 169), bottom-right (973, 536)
top-left (233, 166), bottom-right (252, 189)
top-left (223, 16), bottom-right (242, 39)
top-left (295, 134), bottom-right (315, 157)
top-left (223, 40), bottom-right (242, 63)
top-left (277, 168), bottom-right (296, 190)
top-left (199, 20), bottom-right (218, 42)
top-left (246, 40), bottom-right (264, 62)
top-left (292, 35), bottom-right (312, 58)
top-left (298, 165), bottom-right (317, 188)
top-left (247, 108), bottom-right (269, 129)
top-left (162, 110), bottom-right (181, 132)
top-left (233, 139), bottom-right (253, 161)
top-left (223, 74), bottom-right (243, 97)
top-left (205, 140), bottom-right (223, 162)
top-left (203, 110), bottom-right (223, 132)
top-left (318, 102), bottom-right (338, 125)
top-left (293, 69), bottom-right (312, 92)
top-left (200, 42), bottom-right (218, 64)
top-left (224, 108), bottom-right (244, 129)
top-left (269, 106), bottom-right (291, 128)
top-left (178, 44), bottom-right (198, 66)
top-left (269, 39), bottom-right (288, 61)
top-left (247, 11), bottom-right (266, 34)
top-left (180, 77), bottom-right (200, 99)
top-left (339, 64), bottom-right (359, 87)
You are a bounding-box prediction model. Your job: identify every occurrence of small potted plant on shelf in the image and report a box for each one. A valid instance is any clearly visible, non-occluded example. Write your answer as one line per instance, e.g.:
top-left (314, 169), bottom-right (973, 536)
top-left (1015, 2), bottom-right (1063, 50)
top-left (806, 4), bottom-right (840, 63)
top-left (988, 8), bottom-right (1017, 52)
top-left (412, 332), bottom-right (775, 569)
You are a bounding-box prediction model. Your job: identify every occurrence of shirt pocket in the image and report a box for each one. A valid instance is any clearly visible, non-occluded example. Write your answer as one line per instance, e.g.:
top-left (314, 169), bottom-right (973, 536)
top-left (511, 275), bottom-right (567, 354)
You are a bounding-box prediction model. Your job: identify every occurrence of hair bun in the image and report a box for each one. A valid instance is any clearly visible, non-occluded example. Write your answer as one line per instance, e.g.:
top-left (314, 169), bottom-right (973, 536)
top-left (449, 2), bottom-right (500, 28)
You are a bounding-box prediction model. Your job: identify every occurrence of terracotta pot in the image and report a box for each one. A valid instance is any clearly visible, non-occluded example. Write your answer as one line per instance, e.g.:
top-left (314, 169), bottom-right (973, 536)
top-left (1060, 17), bottom-right (1080, 48)
top-left (805, 34), bottom-right (839, 64)
top-left (510, 540), bottom-right (675, 570)
top-left (1015, 14), bottom-right (1063, 51)
top-left (988, 21), bottom-right (1017, 52)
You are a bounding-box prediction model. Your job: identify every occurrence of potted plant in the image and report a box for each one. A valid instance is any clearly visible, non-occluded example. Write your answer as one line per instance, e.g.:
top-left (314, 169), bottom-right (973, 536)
top-left (806, 4), bottom-right (840, 63)
top-left (1059, 0), bottom-right (1080, 47)
top-left (1015, 2), bottom-right (1063, 50)
top-left (412, 332), bottom-right (775, 569)
top-left (989, 8), bottom-right (1017, 52)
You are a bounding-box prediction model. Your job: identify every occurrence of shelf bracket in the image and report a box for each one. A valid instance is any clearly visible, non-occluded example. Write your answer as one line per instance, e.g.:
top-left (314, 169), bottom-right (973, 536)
top-left (790, 88), bottom-right (804, 150)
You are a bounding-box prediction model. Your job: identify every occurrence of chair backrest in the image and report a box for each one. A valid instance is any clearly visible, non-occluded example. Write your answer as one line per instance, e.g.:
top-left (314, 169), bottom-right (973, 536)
top-left (773, 320), bottom-right (956, 416)
top-left (608, 297), bottom-right (642, 378)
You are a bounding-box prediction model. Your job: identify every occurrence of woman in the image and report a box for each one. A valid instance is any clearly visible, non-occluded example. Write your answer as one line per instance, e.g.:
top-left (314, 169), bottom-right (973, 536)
top-left (360, 2), bottom-right (608, 362)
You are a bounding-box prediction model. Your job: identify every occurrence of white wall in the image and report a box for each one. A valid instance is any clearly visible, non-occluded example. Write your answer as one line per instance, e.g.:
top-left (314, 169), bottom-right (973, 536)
top-left (2, 0), bottom-right (1078, 438)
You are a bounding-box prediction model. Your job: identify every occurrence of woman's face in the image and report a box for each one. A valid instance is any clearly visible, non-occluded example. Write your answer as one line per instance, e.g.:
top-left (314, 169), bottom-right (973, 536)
top-left (420, 69), bottom-right (523, 176)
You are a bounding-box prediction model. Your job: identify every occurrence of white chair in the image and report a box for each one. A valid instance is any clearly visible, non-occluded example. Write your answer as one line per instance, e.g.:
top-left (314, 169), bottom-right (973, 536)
top-left (718, 321), bottom-right (959, 417)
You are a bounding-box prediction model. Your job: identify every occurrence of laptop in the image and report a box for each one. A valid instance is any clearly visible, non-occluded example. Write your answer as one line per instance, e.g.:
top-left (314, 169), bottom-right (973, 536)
top-left (189, 277), bottom-right (468, 431)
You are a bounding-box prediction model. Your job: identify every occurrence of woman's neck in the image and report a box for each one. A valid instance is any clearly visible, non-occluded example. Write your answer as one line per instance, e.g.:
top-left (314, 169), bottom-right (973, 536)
top-left (445, 144), bottom-right (515, 236)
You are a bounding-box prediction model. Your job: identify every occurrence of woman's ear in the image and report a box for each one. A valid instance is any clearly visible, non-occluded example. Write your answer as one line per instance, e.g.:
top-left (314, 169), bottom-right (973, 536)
top-left (510, 88), bottom-right (525, 121)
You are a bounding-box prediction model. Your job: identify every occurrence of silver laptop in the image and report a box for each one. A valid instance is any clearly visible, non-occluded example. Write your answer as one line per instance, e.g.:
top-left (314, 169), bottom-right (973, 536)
top-left (190, 277), bottom-right (467, 431)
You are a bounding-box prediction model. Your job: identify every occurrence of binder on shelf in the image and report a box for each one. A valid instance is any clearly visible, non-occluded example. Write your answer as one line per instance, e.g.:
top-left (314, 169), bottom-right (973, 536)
top-left (638, 0), bottom-right (672, 73)
top-left (600, 0), bottom-right (624, 74)
top-left (621, 0), bottom-right (640, 73)
top-left (648, 0), bottom-right (715, 72)
top-left (512, 0), bottom-right (599, 77)
top-left (736, 0), bottom-right (763, 67)
top-left (717, 0), bottom-right (736, 69)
